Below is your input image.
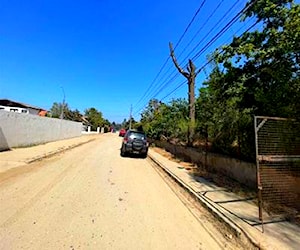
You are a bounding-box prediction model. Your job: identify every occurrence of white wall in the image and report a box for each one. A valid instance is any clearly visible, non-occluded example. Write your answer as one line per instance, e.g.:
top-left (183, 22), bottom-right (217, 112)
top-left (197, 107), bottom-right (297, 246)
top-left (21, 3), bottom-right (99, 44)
top-left (0, 111), bottom-right (82, 151)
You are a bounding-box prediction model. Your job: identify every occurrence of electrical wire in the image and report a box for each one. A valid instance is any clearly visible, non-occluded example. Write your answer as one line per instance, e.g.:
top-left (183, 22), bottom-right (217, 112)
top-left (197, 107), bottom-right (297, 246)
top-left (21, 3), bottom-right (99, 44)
top-left (158, 19), bottom-right (260, 105)
top-left (146, 0), bottom-right (246, 103)
top-left (141, 0), bottom-right (242, 106)
top-left (176, 0), bottom-right (225, 60)
top-left (179, 0), bottom-right (242, 67)
top-left (144, 0), bottom-right (236, 106)
top-left (134, 0), bottom-right (259, 118)
top-left (133, 0), bottom-right (207, 111)
top-left (173, 0), bottom-right (207, 50)
top-left (160, 80), bottom-right (187, 101)
top-left (192, 0), bottom-right (258, 62)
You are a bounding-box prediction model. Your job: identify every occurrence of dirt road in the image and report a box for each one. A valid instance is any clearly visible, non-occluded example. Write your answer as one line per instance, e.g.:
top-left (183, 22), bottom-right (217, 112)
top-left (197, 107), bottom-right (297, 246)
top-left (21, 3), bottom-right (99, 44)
top-left (0, 133), bottom-right (238, 249)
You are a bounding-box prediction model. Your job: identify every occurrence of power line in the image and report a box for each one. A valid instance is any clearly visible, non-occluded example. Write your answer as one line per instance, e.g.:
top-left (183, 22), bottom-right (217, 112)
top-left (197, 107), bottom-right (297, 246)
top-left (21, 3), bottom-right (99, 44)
top-left (192, 0), bottom-right (258, 62)
top-left (160, 80), bottom-right (187, 101)
top-left (134, 0), bottom-right (259, 119)
top-left (139, 0), bottom-right (243, 107)
top-left (195, 17), bottom-right (259, 74)
top-left (176, 0), bottom-right (225, 60)
top-left (133, 56), bottom-right (169, 109)
top-left (179, 0), bottom-right (242, 66)
top-left (133, 79), bottom-right (185, 117)
top-left (173, 0), bottom-right (207, 50)
top-left (146, 1), bottom-right (245, 100)
top-left (150, 74), bottom-right (180, 101)
top-left (143, 0), bottom-right (224, 103)
top-left (158, 19), bottom-right (260, 104)
top-left (151, 1), bottom-right (258, 102)
top-left (132, 73), bottom-right (180, 116)
top-left (133, 0), bottom-right (207, 111)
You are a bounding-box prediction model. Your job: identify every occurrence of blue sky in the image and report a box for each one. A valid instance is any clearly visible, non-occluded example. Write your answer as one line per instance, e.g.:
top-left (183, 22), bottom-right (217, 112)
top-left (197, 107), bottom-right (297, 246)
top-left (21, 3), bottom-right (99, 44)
top-left (1, 0), bottom-right (257, 123)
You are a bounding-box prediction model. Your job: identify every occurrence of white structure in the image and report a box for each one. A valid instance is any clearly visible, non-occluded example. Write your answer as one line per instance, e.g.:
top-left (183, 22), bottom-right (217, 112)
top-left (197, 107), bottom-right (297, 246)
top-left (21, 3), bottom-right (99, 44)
top-left (0, 105), bottom-right (29, 114)
top-left (0, 99), bottom-right (46, 116)
top-left (0, 111), bottom-right (82, 151)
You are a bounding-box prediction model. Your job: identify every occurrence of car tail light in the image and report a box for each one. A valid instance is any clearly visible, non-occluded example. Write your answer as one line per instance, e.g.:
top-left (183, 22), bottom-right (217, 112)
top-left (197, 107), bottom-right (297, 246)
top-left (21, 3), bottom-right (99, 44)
top-left (123, 137), bottom-right (128, 143)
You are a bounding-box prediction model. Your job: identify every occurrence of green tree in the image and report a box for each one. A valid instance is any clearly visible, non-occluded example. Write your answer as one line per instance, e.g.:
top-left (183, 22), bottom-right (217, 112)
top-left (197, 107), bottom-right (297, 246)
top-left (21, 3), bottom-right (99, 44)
top-left (197, 0), bottom-right (300, 160)
top-left (216, 0), bottom-right (300, 118)
top-left (120, 117), bottom-right (137, 130)
top-left (49, 102), bottom-right (70, 119)
top-left (84, 108), bottom-right (104, 131)
top-left (141, 98), bottom-right (189, 142)
top-left (65, 109), bottom-right (83, 122)
top-left (49, 102), bottom-right (84, 122)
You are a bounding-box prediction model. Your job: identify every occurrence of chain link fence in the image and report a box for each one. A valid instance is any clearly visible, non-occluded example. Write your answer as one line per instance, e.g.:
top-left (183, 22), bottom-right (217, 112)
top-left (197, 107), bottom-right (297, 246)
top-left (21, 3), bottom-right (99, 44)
top-left (255, 116), bottom-right (300, 221)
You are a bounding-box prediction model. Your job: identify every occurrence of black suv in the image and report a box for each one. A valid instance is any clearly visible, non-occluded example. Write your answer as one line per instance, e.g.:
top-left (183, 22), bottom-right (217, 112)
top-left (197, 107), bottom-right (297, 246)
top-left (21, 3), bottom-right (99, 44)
top-left (120, 130), bottom-right (148, 158)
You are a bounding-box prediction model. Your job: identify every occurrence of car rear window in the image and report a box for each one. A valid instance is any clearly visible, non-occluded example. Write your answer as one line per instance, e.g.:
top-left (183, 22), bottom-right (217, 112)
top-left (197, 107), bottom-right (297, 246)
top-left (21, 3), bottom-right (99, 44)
top-left (129, 132), bottom-right (146, 140)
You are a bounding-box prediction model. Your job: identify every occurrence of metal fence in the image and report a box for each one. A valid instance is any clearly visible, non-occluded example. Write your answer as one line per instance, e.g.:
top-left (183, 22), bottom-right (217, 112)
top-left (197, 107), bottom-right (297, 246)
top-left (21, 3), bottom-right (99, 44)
top-left (255, 116), bottom-right (300, 222)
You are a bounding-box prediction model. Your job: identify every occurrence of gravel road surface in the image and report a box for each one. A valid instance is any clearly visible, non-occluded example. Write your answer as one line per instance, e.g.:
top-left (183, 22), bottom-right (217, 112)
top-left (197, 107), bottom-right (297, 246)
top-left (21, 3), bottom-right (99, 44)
top-left (0, 133), bottom-right (239, 250)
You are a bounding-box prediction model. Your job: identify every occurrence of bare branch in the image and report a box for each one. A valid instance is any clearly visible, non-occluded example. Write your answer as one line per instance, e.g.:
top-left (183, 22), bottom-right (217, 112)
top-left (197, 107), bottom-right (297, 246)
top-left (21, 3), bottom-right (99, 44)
top-left (169, 42), bottom-right (189, 78)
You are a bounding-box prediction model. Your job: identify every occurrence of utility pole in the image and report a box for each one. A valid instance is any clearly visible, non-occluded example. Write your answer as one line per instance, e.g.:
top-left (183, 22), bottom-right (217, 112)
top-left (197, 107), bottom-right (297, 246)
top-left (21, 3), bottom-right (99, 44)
top-left (129, 104), bottom-right (132, 129)
top-left (60, 86), bottom-right (65, 120)
top-left (169, 42), bottom-right (199, 146)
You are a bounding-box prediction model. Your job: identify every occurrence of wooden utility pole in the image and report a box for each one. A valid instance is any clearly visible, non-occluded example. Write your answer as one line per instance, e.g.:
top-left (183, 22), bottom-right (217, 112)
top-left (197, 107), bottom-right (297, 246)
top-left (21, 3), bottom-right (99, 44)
top-left (169, 42), bottom-right (198, 146)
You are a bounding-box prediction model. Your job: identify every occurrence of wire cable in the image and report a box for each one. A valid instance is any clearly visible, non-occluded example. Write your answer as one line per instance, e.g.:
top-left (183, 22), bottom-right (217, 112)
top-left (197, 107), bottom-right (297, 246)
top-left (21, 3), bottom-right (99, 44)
top-left (140, 0), bottom-right (226, 108)
top-left (176, 0), bottom-right (225, 60)
top-left (179, 0), bottom-right (241, 67)
top-left (173, 0), bottom-right (207, 50)
top-left (144, 0), bottom-right (242, 104)
top-left (134, 0), bottom-right (259, 118)
top-left (192, 0), bottom-right (258, 62)
top-left (133, 0), bottom-right (207, 110)
top-left (160, 80), bottom-right (187, 101)
top-left (153, 12), bottom-right (260, 110)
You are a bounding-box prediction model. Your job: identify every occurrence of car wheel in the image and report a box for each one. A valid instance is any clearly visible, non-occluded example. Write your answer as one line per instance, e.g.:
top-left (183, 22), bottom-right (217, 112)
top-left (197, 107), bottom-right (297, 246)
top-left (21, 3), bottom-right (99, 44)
top-left (141, 153), bottom-right (147, 159)
top-left (120, 145), bottom-right (126, 157)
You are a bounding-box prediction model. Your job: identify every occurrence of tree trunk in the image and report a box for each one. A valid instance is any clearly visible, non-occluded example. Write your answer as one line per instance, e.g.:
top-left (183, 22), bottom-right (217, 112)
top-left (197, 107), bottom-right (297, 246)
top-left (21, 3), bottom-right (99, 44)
top-left (169, 42), bottom-right (197, 146)
top-left (188, 73), bottom-right (195, 146)
top-left (186, 59), bottom-right (196, 146)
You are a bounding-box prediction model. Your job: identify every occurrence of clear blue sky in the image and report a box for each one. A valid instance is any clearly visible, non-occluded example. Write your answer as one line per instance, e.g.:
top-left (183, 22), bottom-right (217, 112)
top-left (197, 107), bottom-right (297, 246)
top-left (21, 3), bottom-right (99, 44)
top-left (1, 0), bottom-right (255, 123)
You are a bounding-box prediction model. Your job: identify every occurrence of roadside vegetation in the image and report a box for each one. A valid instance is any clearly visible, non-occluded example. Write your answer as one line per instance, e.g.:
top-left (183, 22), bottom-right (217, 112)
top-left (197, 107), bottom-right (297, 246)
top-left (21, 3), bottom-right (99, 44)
top-left (140, 0), bottom-right (300, 162)
top-left (47, 102), bottom-right (111, 131)
top-left (47, 102), bottom-right (136, 133)
top-left (45, 1), bottom-right (300, 163)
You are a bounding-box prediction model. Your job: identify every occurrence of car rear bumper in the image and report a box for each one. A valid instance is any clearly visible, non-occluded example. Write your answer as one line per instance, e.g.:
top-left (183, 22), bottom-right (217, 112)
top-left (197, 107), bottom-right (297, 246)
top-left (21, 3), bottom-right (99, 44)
top-left (123, 144), bottom-right (148, 154)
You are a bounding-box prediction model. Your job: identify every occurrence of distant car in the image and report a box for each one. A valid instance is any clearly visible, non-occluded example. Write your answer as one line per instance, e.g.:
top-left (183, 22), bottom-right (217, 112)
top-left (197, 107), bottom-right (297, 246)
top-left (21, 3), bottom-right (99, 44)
top-left (119, 128), bottom-right (126, 137)
top-left (120, 130), bottom-right (148, 158)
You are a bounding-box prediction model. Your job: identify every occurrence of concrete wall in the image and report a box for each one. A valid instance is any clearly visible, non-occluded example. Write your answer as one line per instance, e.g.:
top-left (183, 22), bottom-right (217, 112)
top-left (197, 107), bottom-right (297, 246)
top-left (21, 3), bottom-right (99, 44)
top-left (0, 111), bottom-right (83, 151)
top-left (153, 140), bottom-right (257, 189)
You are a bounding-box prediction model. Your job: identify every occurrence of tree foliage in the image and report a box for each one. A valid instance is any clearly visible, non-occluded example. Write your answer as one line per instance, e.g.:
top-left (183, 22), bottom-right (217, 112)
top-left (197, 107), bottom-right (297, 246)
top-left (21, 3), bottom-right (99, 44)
top-left (48, 102), bottom-right (112, 132)
top-left (49, 102), bottom-right (83, 121)
top-left (198, 0), bottom-right (300, 160)
top-left (141, 98), bottom-right (189, 142)
top-left (217, 0), bottom-right (299, 116)
top-left (84, 107), bottom-right (105, 131)
top-left (140, 0), bottom-right (300, 162)
top-left (49, 102), bottom-right (66, 118)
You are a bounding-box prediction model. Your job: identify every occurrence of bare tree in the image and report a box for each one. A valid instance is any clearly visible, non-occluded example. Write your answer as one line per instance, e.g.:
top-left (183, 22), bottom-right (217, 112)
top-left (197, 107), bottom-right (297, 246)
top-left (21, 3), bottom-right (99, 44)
top-left (169, 42), bottom-right (199, 146)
